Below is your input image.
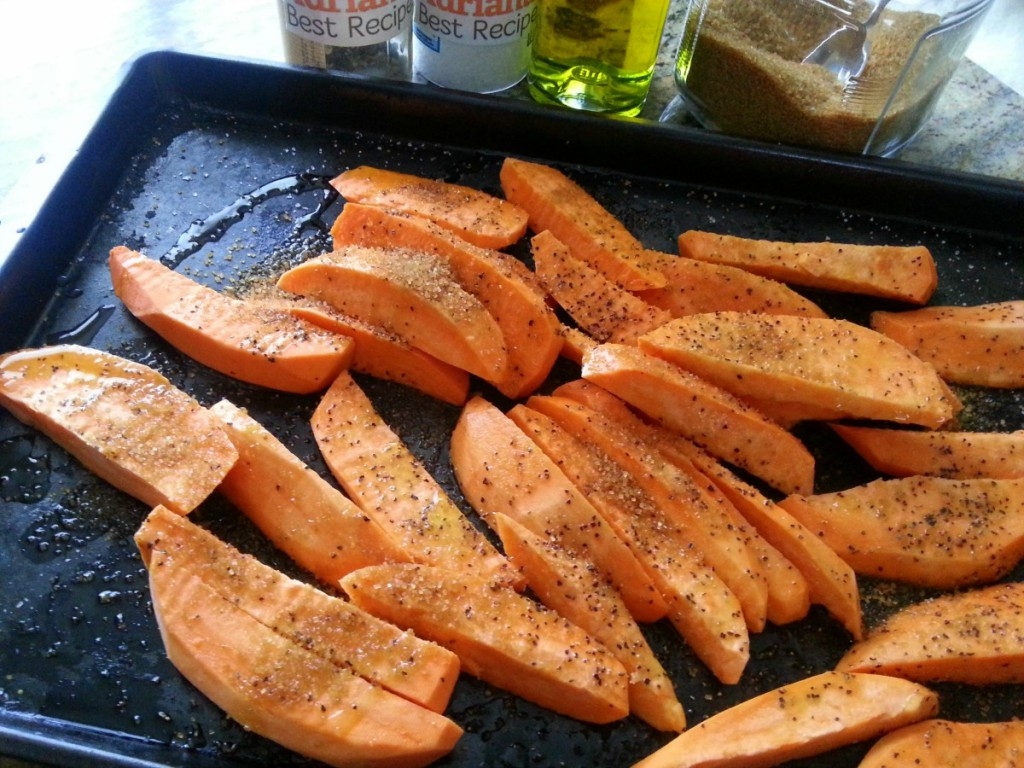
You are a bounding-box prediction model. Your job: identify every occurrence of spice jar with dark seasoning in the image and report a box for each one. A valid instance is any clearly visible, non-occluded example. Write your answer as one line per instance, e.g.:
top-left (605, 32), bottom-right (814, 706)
top-left (668, 0), bottom-right (994, 155)
top-left (278, 0), bottom-right (413, 80)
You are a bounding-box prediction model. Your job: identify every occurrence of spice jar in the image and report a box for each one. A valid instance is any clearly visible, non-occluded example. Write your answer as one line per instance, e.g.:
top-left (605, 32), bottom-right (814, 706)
top-left (526, 0), bottom-right (673, 116)
top-left (278, 0), bottom-right (413, 80)
top-left (413, 0), bottom-right (538, 92)
top-left (670, 0), bottom-right (995, 155)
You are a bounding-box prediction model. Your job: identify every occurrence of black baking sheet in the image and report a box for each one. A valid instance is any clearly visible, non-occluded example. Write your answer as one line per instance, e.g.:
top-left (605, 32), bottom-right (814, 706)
top-left (1, 50), bottom-right (1022, 768)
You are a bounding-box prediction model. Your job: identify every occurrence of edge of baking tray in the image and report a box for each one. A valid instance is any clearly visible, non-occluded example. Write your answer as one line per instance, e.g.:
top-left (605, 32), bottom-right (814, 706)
top-left (1, 47), bottom-right (1023, 355)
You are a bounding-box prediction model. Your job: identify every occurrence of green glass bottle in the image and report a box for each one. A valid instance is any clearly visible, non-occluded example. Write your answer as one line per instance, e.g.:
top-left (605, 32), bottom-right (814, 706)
top-left (526, 0), bottom-right (672, 116)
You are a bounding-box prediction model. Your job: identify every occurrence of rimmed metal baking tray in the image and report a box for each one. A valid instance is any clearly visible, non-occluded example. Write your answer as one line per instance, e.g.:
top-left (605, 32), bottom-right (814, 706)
top-left (1, 50), bottom-right (1022, 768)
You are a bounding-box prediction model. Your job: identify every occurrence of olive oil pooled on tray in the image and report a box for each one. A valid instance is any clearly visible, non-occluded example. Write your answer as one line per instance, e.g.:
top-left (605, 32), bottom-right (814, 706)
top-left (527, 0), bottom-right (672, 115)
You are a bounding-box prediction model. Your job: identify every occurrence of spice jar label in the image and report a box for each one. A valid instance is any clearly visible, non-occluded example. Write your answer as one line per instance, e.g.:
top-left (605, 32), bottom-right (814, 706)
top-left (413, 0), bottom-right (537, 92)
top-left (281, 0), bottom-right (412, 48)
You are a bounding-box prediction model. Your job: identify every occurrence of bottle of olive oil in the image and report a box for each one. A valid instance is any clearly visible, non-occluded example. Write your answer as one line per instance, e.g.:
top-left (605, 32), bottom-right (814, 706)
top-left (527, 0), bottom-right (671, 116)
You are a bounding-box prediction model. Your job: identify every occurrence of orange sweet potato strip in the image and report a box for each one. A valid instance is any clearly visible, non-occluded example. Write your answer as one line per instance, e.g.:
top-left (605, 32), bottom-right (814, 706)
top-left (267, 295), bottom-right (470, 406)
top-left (860, 719), bottom-right (1024, 768)
top-left (451, 395), bottom-right (668, 624)
top-left (277, 245), bottom-right (508, 382)
top-left (531, 230), bottom-right (673, 344)
top-left (311, 371), bottom-right (521, 591)
top-left (109, 246), bottom-right (353, 394)
top-left (639, 311), bottom-right (961, 429)
top-left (780, 476), bottom-right (1024, 589)
top-left (141, 537), bottom-right (464, 768)
top-left (494, 513), bottom-right (686, 733)
top-left (871, 300), bottom-right (1024, 388)
top-left (0, 344), bottom-right (237, 515)
top-left (500, 157), bottom-right (667, 290)
top-left (209, 399), bottom-right (410, 586)
top-left (135, 505), bottom-right (460, 714)
top-left (678, 230), bottom-right (938, 305)
top-left (836, 582), bottom-right (1024, 684)
top-left (331, 203), bottom-right (561, 398)
top-left (330, 165), bottom-right (529, 250)
top-left (341, 562), bottom-right (630, 725)
top-left (631, 671), bottom-right (938, 768)
top-left (581, 341), bottom-right (816, 496)
top-left (551, 380), bottom-right (859, 636)
top-left (831, 424), bottom-right (1024, 480)
top-left (637, 250), bottom-right (828, 318)
top-left (520, 397), bottom-right (751, 684)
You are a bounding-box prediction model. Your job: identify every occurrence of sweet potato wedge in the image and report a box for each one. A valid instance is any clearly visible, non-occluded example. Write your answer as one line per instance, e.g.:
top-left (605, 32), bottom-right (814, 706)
top-left (779, 476), bottom-right (1024, 589)
top-left (859, 719), bottom-right (1024, 768)
top-left (264, 294), bottom-right (470, 405)
top-left (871, 300), bottom-right (1024, 388)
top-left (631, 671), bottom-right (938, 768)
top-left (500, 157), bottom-right (667, 290)
top-left (530, 230), bottom-right (673, 344)
top-left (639, 312), bottom-right (961, 429)
top-left (450, 396), bottom-right (667, 623)
top-left (517, 399), bottom-right (751, 684)
top-left (557, 323), bottom-right (600, 364)
top-left (637, 250), bottom-right (828, 319)
top-left (684, 449), bottom-right (863, 639)
top-left (330, 165), bottom-right (529, 249)
top-left (546, 379), bottom-right (809, 627)
top-left (494, 513), bottom-right (686, 733)
top-left (677, 230), bottom-right (938, 305)
top-left (311, 371), bottom-right (521, 590)
top-left (581, 341), bottom-right (816, 496)
top-left (341, 562), bottom-right (630, 725)
top-left (135, 505), bottom-right (460, 713)
top-left (528, 393), bottom-right (769, 633)
top-left (277, 245), bottom-right (508, 381)
top-left (836, 582), bottom-right (1024, 684)
top-left (209, 399), bottom-right (409, 585)
top-left (141, 532), bottom-right (463, 768)
top-left (0, 344), bottom-right (237, 515)
top-left (109, 246), bottom-right (353, 394)
top-left (330, 203), bottom-right (561, 397)
top-left (832, 424), bottom-right (1024, 480)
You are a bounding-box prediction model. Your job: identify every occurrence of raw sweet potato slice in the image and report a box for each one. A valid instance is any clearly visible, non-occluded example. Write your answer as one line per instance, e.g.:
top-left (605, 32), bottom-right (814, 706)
top-left (311, 371), bottom-right (521, 590)
top-left (678, 230), bottom-right (938, 305)
top-left (142, 542), bottom-right (463, 768)
top-left (209, 399), bottom-right (409, 585)
top-left (515, 400), bottom-right (751, 684)
top-left (109, 247), bottom-right (353, 394)
top-left (0, 344), bottom-right (237, 515)
top-left (340, 562), bottom-right (630, 725)
top-left (277, 245), bottom-right (508, 381)
top-left (528, 393), bottom-right (769, 633)
top-left (871, 300), bottom-right (1024, 388)
top-left (685, 450), bottom-right (863, 639)
top-left (531, 230), bottom-right (673, 344)
top-left (261, 293), bottom-right (470, 405)
top-left (450, 396), bottom-right (667, 623)
top-left (779, 476), bottom-right (1024, 589)
top-left (330, 203), bottom-right (561, 397)
top-left (631, 671), bottom-right (938, 768)
top-left (860, 719), bottom-right (1024, 768)
top-left (637, 250), bottom-right (828, 319)
top-left (135, 505), bottom-right (460, 713)
top-left (832, 424), bottom-right (1024, 480)
top-left (494, 514), bottom-right (686, 733)
top-left (557, 323), bottom-right (600, 364)
top-left (500, 157), bottom-right (667, 290)
top-left (581, 341), bottom-right (815, 496)
top-left (544, 379), bottom-right (807, 627)
top-left (836, 582), bottom-right (1024, 684)
top-left (639, 312), bottom-right (961, 429)
top-left (330, 165), bottom-right (529, 249)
